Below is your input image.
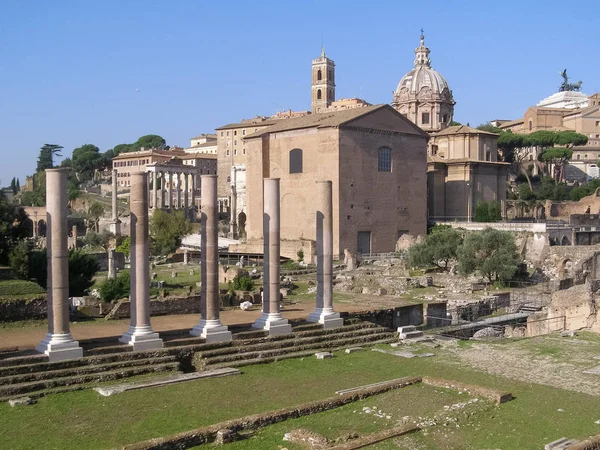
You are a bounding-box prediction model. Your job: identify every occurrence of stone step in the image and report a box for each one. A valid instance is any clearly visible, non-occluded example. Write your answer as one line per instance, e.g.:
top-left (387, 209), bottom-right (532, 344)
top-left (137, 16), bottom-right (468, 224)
top-left (205, 338), bottom-right (397, 371)
top-left (197, 327), bottom-right (393, 360)
top-left (162, 336), bottom-right (207, 348)
top-left (399, 330), bottom-right (425, 340)
top-left (201, 332), bottom-right (396, 369)
top-left (0, 362), bottom-right (180, 400)
top-left (397, 325), bottom-right (417, 333)
top-left (544, 437), bottom-right (580, 450)
top-left (0, 355), bottom-right (178, 385)
top-left (291, 323), bottom-right (324, 332)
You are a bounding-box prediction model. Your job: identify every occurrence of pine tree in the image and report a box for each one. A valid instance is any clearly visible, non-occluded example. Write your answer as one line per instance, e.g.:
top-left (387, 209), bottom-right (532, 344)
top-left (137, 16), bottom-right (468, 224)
top-left (36, 144), bottom-right (63, 172)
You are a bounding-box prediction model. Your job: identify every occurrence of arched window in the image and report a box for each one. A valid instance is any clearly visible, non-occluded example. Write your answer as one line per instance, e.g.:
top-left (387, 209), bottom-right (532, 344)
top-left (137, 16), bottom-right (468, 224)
top-left (289, 148), bottom-right (303, 174)
top-left (317, 89), bottom-right (322, 100)
top-left (328, 69), bottom-right (332, 80)
top-left (317, 69), bottom-right (322, 81)
top-left (378, 147), bottom-right (392, 172)
top-left (528, 120), bottom-right (533, 131)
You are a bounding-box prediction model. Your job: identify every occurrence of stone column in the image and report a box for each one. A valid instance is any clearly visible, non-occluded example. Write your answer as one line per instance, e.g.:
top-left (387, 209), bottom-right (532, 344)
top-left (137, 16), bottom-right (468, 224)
top-left (173, 172), bottom-right (179, 209)
top-left (252, 178), bottom-right (291, 335)
top-left (36, 168), bottom-right (83, 362)
top-left (119, 172), bottom-right (163, 350)
top-left (190, 175), bottom-right (196, 222)
top-left (308, 181), bottom-right (343, 328)
top-left (110, 169), bottom-right (121, 235)
top-left (107, 248), bottom-right (117, 280)
top-left (166, 172), bottom-right (172, 209)
top-left (184, 173), bottom-right (189, 217)
top-left (152, 172), bottom-right (158, 209)
top-left (71, 225), bottom-right (78, 249)
top-left (190, 175), bottom-right (232, 342)
top-left (159, 171), bottom-right (165, 208)
top-left (229, 167), bottom-right (238, 239)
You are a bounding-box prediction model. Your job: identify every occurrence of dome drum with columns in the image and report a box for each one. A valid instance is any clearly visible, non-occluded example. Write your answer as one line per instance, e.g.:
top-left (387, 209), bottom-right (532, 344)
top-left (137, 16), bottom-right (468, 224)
top-left (392, 33), bottom-right (455, 132)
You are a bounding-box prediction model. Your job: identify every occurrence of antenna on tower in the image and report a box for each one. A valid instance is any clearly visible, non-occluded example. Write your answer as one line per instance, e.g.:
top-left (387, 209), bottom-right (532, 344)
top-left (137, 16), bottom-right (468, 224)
top-left (321, 32), bottom-right (325, 56)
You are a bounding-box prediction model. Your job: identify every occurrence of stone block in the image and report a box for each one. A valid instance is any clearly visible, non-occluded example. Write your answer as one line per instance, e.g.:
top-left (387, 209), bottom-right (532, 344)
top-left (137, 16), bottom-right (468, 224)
top-left (9, 397), bottom-right (34, 407)
top-left (315, 352), bottom-right (334, 359)
top-left (544, 437), bottom-right (580, 450)
top-left (345, 347), bottom-right (364, 354)
top-left (215, 429), bottom-right (233, 445)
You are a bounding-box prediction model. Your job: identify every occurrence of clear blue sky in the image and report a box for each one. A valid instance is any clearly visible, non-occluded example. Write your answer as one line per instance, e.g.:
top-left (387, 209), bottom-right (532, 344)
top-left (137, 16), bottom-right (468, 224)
top-left (2, 0), bottom-right (599, 186)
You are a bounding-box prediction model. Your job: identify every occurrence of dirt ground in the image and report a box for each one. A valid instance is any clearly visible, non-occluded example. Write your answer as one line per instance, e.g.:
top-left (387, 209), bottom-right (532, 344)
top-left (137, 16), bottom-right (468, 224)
top-left (0, 300), bottom-right (368, 350)
top-left (412, 334), bottom-right (600, 397)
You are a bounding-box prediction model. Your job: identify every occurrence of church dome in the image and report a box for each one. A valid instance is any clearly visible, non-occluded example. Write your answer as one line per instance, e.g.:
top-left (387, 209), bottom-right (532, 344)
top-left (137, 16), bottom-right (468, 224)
top-left (393, 33), bottom-right (452, 99)
top-left (391, 33), bottom-right (455, 132)
top-left (396, 66), bottom-right (450, 96)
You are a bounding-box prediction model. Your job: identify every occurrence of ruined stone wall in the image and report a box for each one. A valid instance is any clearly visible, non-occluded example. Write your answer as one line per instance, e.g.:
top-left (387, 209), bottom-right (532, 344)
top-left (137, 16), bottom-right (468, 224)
top-left (0, 297), bottom-right (47, 321)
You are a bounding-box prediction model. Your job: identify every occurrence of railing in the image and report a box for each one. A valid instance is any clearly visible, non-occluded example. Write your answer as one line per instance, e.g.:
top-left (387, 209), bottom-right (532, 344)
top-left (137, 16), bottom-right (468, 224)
top-left (357, 252), bottom-right (406, 262)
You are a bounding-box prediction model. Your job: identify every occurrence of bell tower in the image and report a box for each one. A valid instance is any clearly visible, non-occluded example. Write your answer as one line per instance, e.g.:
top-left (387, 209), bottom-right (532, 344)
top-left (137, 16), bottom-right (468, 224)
top-left (311, 47), bottom-right (335, 113)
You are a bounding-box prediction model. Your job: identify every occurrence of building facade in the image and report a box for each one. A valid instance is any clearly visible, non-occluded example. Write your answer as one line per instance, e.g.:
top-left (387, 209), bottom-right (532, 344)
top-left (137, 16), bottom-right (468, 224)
top-left (427, 126), bottom-right (508, 220)
top-left (184, 134), bottom-right (217, 155)
top-left (242, 105), bottom-right (428, 257)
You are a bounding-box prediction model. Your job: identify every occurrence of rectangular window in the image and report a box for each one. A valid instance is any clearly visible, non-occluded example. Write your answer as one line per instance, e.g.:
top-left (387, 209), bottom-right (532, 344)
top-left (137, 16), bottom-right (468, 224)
top-left (422, 112), bottom-right (430, 125)
top-left (234, 130), bottom-right (237, 136)
top-left (226, 149), bottom-right (230, 156)
top-left (378, 147), bottom-right (392, 172)
top-left (234, 149), bottom-right (237, 155)
top-left (242, 129), bottom-right (246, 135)
top-left (220, 131), bottom-right (224, 137)
top-left (226, 131), bottom-right (229, 136)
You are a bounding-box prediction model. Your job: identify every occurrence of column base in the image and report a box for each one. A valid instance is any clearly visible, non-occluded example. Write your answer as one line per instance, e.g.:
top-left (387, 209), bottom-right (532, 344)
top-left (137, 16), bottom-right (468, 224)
top-left (252, 313), bottom-right (292, 336)
top-left (109, 220), bottom-right (121, 235)
top-left (119, 326), bottom-right (163, 351)
top-left (36, 333), bottom-right (83, 362)
top-left (307, 309), bottom-right (344, 329)
top-left (190, 319), bottom-right (232, 343)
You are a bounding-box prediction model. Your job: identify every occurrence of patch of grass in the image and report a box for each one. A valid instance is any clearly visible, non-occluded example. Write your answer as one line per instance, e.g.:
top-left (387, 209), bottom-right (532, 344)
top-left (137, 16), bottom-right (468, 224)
top-left (3, 342), bottom-right (600, 450)
top-left (0, 279), bottom-right (46, 301)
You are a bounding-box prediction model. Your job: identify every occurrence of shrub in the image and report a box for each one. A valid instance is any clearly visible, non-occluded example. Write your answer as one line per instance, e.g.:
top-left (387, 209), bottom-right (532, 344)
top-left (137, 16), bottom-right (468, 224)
top-left (9, 239), bottom-right (33, 279)
top-left (229, 275), bottom-right (254, 292)
top-left (297, 248), bottom-right (304, 263)
top-left (98, 271), bottom-right (130, 302)
top-left (116, 236), bottom-right (130, 257)
top-left (82, 230), bottom-right (113, 249)
top-left (474, 201), bottom-right (502, 222)
top-left (25, 249), bottom-right (99, 295)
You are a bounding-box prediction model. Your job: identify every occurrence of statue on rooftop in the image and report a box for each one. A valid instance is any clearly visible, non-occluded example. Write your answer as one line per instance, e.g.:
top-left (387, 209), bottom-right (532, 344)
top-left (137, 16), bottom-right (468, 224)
top-left (559, 69), bottom-right (583, 92)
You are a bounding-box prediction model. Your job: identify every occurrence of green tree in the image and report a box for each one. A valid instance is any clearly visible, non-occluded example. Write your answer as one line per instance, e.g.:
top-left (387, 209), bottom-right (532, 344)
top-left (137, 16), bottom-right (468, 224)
top-left (450, 121), bottom-right (462, 126)
top-left (26, 249), bottom-right (99, 295)
top-left (60, 157), bottom-right (72, 168)
top-left (518, 183), bottom-right (536, 200)
top-left (539, 147), bottom-right (573, 184)
top-left (98, 271), bottom-right (130, 302)
top-left (116, 236), bottom-right (131, 257)
top-left (476, 122), bottom-right (501, 134)
top-left (112, 144), bottom-right (131, 155)
top-left (0, 192), bottom-right (29, 265)
top-left (36, 144), bottom-right (63, 172)
top-left (88, 202), bottom-right (105, 232)
top-left (21, 171), bottom-right (46, 207)
top-left (474, 201), bottom-right (502, 222)
top-left (9, 239), bottom-right (32, 278)
top-left (72, 144), bottom-right (102, 182)
top-left (149, 209), bottom-right (191, 256)
top-left (131, 134), bottom-right (167, 151)
top-left (457, 228), bottom-right (520, 283)
top-left (408, 225), bottom-right (462, 270)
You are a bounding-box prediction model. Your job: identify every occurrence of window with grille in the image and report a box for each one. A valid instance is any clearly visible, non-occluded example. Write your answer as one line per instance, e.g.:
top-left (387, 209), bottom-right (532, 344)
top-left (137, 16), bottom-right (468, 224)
top-left (378, 147), bottom-right (392, 172)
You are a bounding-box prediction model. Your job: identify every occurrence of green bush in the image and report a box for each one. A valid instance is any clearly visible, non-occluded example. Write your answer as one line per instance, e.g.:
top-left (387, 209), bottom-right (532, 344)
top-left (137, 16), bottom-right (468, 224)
top-left (98, 271), bottom-right (130, 302)
top-left (229, 275), bottom-right (254, 292)
top-left (25, 249), bottom-right (99, 296)
top-left (116, 236), bottom-right (130, 257)
top-left (297, 248), bottom-right (304, 263)
top-left (474, 201), bottom-right (502, 222)
top-left (9, 239), bottom-right (33, 278)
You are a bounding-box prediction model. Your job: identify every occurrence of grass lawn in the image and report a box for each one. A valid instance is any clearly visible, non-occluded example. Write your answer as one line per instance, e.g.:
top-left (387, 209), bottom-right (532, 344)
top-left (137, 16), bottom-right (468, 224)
top-left (0, 279), bottom-right (46, 301)
top-left (2, 337), bottom-right (600, 449)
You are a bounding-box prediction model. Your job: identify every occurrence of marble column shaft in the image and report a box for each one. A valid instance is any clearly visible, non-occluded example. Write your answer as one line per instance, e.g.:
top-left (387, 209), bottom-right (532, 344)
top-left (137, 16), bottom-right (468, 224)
top-left (176, 173), bottom-right (182, 209)
top-left (36, 168), bottom-right (83, 361)
top-left (252, 178), bottom-right (291, 335)
top-left (190, 175), bottom-right (231, 342)
top-left (112, 169), bottom-right (118, 221)
top-left (308, 181), bottom-right (343, 328)
top-left (152, 172), bottom-right (158, 208)
top-left (184, 173), bottom-right (189, 214)
top-left (120, 172), bottom-right (162, 350)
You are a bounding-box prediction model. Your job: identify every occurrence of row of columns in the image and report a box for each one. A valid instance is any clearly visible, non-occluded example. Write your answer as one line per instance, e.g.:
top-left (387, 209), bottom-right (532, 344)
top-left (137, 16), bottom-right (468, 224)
top-left (36, 171), bottom-right (341, 362)
top-left (147, 171), bottom-right (197, 211)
